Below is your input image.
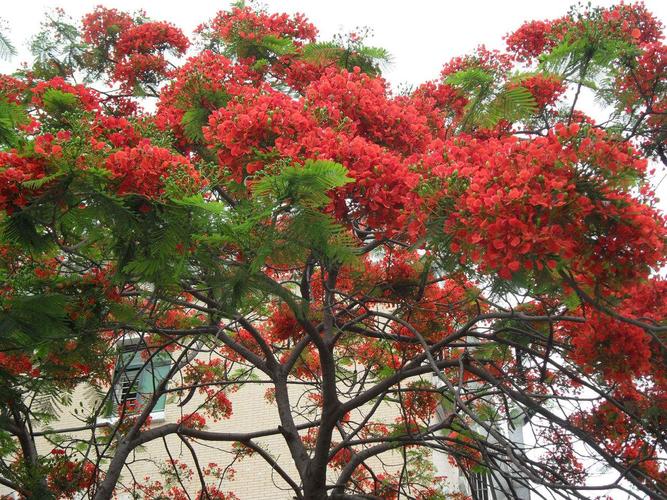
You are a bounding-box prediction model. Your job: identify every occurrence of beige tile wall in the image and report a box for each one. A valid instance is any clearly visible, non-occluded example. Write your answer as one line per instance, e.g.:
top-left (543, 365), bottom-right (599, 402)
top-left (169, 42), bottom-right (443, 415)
top-left (1, 362), bottom-right (461, 499)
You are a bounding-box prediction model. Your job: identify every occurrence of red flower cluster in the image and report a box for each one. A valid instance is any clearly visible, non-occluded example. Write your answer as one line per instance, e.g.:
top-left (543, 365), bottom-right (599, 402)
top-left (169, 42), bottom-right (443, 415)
top-left (46, 455), bottom-right (97, 499)
top-left (82, 7), bottom-right (189, 90)
top-left (329, 446), bottom-right (353, 470)
top-left (599, 3), bottom-right (664, 44)
top-left (574, 397), bottom-right (665, 484)
top-left (33, 130), bottom-right (71, 158)
top-left (104, 140), bottom-right (203, 198)
top-left (617, 42), bottom-right (667, 105)
top-left (200, 5), bottom-right (317, 47)
top-left (440, 45), bottom-right (513, 78)
top-left (307, 133), bottom-right (422, 234)
top-left (31, 77), bottom-right (100, 112)
top-left (306, 67), bottom-right (433, 155)
top-left (565, 278), bottom-right (667, 386)
top-left (90, 115), bottom-right (141, 149)
top-left (115, 22), bottom-right (189, 57)
top-left (282, 346), bottom-right (321, 380)
top-left (0, 152), bottom-right (46, 214)
top-left (0, 352), bottom-right (39, 377)
top-left (400, 382), bottom-right (439, 424)
top-left (266, 302), bottom-right (304, 342)
top-left (183, 359), bottom-right (233, 421)
top-left (0, 75), bottom-right (28, 103)
top-left (112, 21), bottom-right (189, 88)
top-left (430, 124), bottom-right (664, 281)
top-left (539, 430), bottom-right (586, 484)
top-left (177, 412), bottom-right (207, 430)
top-left (512, 73), bottom-right (566, 108)
top-left (81, 6), bottom-right (134, 46)
top-left (411, 81), bottom-right (468, 128)
top-left (204, 86), bottom-right (316, 178)
top-left (505, 3), bottom-right (664, 63)
top-left (505, 19), bottom-right (568, 62)
top-left (156, 51), bottom-right (257, 148)
top-left (394, 279), bottom-right (479, 345)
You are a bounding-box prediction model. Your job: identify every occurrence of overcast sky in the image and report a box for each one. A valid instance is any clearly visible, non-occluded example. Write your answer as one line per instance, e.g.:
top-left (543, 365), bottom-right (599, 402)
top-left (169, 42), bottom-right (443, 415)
top-left (2, 0), bottom-right (666, 87)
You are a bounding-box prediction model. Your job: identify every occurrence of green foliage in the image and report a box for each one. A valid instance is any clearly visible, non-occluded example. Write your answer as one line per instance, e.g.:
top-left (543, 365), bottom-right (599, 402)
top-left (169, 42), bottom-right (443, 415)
top-left (301, 42), bottom-right (341, 64)
top-left (0, 98), bottom-right (28, 148)
top-left (541, 32), bottom-right (637, 81)
top-left (180, 88), bottom-right (230, 143)
top-left (258, 35), bottom-right (296, 56)
top-left (250, 160), bottom-right (357, 266)
top-left (181, 106), bottom-right (212, 143)
top-left (219, 27), bottom-right (296, 64)
top-left (445, 69), bottom-right (537, 130)
top-left (117, 205), bottom-right (195, 286)
top-left (484, 86), bottom-right (537, 127)
top-left (30, 12), bottom-right (87, 79)
top-left (3, 212), bottom-right (53, 253)
top-left (0, 24), bottom-right (16, 61)
top-left (281, 205), bottom-right (357, 266)
top-left (21, 172), bottom-right (66, 190)
top-left (40, 88), bottom-right (80, 114)
top-left (301, 41), bottom-right (391, 76)
top-left (0, 429), bottom-right (17, 456)
top-left (563, 291), bottom-right (581, 310)
top-left (0, 294), bottom-right (70, 348)
top-left (253, 159), bottom-right (353, 207)
top-left (445, 67), bottom-right (495, 92)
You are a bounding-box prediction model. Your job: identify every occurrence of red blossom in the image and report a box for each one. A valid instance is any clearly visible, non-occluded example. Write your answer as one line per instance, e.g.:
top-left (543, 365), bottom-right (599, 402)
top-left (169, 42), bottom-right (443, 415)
top-left (31, 77), bottom-right (100, 111)
top-left (177, 412), bottom-right (207, 430)
top-left (512, 73), bottom-right (566, 108)
top-left (0, 152), bottom-right (47, 214)
top-left (81, 6), bottom-right (134, 46)
top-left (199, 5), bottom-right (317, 47)
top-left (104, 140), bottom-right (203, 198)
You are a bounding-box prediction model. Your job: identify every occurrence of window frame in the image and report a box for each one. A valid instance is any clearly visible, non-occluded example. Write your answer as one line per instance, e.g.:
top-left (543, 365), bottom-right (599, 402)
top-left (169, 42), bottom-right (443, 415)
top-left (99, 335), bottom-right (172, 423)
top-left (469, 471), bottom-right (491, 500)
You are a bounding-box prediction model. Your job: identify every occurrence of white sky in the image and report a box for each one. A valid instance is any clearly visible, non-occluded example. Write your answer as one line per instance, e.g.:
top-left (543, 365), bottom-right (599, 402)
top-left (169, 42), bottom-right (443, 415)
top-left (2, 0), bottom-right (666, 87)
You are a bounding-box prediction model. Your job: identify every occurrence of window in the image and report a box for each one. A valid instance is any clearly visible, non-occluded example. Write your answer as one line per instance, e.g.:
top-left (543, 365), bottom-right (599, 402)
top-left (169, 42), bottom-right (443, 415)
top-left (109, 340), bottom-right (171, 418)
top-left (470, 471), bottom-right (490, 500)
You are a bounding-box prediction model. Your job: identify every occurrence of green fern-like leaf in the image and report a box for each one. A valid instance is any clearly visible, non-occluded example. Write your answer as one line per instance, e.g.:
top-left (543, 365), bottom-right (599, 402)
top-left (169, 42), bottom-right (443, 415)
top-left (21, 172), bottom-right (65, 189)
top-left (445, 68), bottom-right (494, 93)
top-left (446, 68), bottom-right (537, 129)
top-left (260, 35), bottom-right (296, 56)
top-left (253, 159), bottom-right (353, 207)
top-left (41, 88), bottom-right (80, 114)
top-left (0, 294), bottom-right (71, 348)
top-left (0, 28), bottom-right (16, 60)
top-left (481, 86), bottom-right (537, 127)
top-left (181, 106), bottom-right (211, 143)
top-left (301, 42), bottom-right (391, 76)
top-left (3, 212), bottom-right (53, 253)
top-left (301, 42), bottom-right (343, 64)
top-left (0, 98), bottom-right (28, 148)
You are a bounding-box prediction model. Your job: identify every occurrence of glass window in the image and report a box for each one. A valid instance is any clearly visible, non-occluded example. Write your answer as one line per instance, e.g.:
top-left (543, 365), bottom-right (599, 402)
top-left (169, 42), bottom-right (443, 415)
top-left (470, 471), bottom-right (490, 500)
top-left (110, 341), bottom-right (171, 415)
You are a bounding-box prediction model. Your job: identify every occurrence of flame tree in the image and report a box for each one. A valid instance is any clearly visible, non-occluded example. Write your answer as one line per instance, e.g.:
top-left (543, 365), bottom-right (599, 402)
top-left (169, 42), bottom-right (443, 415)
top-left (0, 2), bottom-right (665, 499)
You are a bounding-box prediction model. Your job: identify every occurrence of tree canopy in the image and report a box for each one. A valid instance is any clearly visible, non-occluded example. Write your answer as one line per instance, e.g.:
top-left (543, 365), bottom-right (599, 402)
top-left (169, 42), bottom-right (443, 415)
top-left (0, 2), bottom-right (665, 499)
